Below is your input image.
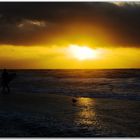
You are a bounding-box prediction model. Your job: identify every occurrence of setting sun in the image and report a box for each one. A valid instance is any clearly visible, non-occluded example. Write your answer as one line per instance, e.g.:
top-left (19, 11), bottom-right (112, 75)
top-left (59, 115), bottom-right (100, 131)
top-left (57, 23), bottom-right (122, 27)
top-left (68, 45), bottom-right (98, 60)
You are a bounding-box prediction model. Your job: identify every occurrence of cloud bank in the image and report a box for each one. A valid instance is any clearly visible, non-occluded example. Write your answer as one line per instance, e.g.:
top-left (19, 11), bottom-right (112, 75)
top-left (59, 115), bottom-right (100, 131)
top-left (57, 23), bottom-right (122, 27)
top-left (0, 2), bottom-right (140, 47)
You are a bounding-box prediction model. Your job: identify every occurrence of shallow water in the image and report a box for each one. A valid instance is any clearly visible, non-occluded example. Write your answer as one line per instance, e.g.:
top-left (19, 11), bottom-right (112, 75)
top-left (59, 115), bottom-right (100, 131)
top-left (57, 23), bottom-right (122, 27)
top-left (0, 94), bottom-right (139, 137)
top-left (50, 97), bottom-right (140, 137)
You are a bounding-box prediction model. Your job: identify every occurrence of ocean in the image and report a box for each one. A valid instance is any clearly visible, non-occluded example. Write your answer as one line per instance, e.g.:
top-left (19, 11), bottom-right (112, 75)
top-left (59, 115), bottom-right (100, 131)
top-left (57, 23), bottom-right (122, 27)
top-left (0, 69), bottom-right (140, 137)
top-left (8, 69), bottom-right (140, 100)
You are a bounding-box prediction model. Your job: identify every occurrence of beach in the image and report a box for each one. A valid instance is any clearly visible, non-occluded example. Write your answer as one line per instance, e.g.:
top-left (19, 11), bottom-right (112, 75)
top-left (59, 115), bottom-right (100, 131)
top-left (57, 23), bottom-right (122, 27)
top-left (0, 92), bottom-right (139, 137)
top-left (1, 1), bottom-right (140, 137)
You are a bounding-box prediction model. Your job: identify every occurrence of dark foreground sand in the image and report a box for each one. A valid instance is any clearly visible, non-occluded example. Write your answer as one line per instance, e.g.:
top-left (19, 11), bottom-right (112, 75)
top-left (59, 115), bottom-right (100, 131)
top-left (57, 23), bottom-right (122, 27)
top-left (0, 93), bottom-right (139, 137)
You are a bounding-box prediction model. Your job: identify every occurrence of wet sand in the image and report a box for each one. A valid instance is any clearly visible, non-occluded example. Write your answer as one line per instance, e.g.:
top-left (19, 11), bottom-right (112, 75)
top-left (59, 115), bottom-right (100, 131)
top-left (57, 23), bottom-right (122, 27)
top-left (0, 93), bottom-right (139, 137)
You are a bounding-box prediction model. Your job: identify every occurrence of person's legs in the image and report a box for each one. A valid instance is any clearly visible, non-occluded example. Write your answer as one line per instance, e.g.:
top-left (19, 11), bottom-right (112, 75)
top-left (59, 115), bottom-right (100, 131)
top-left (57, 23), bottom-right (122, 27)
top-left (1, 83), bottom-right (10, 94)
top-left (1, 85), bottom-right (6, 94)
top-left (6, 84), bottom-right (10, 93)
top-left (3, 83), bottom-right (10, 94)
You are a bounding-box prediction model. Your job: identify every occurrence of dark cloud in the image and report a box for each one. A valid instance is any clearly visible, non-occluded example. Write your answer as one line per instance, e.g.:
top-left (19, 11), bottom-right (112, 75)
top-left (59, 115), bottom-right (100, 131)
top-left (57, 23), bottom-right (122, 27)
top-left (0, 2), bottom-right (140, 47)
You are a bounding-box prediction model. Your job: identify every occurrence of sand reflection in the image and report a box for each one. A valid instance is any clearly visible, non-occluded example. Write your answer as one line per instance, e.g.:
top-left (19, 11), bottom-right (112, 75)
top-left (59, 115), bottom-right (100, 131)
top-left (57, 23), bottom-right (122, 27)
top-left (75, 97), bottom-right (97, 126)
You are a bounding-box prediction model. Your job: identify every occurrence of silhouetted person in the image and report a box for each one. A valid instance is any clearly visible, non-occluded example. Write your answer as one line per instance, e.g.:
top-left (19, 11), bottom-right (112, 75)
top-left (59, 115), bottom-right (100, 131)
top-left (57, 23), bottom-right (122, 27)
top-left (1, 69), bottom-right (10, 94)
top-left (72, 97), bottom-right (77, 104)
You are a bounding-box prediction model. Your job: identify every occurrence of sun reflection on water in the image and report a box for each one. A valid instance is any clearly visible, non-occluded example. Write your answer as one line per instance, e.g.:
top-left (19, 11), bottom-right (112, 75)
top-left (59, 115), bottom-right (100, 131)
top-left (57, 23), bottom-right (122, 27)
top-left (78, 97), bottom-right (93, 107)
top-left (75, 97), bottom-right (97, 126)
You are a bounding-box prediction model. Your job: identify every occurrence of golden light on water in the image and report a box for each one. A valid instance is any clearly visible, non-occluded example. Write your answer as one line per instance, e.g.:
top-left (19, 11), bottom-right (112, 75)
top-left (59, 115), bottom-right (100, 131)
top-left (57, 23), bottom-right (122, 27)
top-left (75, 97), bottom-right (97, 126)
top-left (78, 97), bottom-right (94, 106)
top-left (68, 44), bottom-right (99, 60)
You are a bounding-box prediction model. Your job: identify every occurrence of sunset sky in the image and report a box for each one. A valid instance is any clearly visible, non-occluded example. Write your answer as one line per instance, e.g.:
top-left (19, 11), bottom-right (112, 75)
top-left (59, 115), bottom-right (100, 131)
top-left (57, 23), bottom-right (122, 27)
top-left (0, 2), bottom-right (140, 69)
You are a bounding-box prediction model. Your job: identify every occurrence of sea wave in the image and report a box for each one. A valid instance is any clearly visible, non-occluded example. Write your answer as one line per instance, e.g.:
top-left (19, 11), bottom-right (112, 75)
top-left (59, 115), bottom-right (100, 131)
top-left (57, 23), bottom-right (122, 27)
top-left (5, 69), bottom-right (140, 101)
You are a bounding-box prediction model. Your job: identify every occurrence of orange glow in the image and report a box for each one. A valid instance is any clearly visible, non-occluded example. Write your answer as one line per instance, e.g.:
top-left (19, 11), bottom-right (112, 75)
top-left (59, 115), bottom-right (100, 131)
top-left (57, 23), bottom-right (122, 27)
top-left (1, 44), bottom-right (140, 69)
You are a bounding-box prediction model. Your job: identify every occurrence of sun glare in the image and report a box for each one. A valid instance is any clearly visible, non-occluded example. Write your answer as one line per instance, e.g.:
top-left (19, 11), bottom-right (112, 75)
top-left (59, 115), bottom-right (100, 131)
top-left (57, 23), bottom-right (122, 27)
top-left (68, 45), bottom-right (98, 60)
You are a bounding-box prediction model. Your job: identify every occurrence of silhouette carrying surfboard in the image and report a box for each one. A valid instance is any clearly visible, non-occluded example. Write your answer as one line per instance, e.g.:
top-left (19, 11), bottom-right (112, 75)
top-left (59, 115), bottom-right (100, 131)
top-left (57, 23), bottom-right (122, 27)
top-left (0, 69), bottom-right (16, 94)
